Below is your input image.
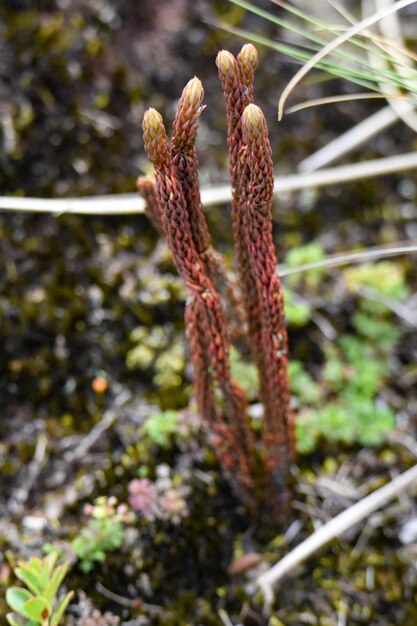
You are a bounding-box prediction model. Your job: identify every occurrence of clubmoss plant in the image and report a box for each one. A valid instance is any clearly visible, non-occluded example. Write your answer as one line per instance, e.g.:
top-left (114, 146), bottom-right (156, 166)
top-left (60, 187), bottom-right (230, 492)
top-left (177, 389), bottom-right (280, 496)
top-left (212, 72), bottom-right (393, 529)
top-left (139, 45), bottom-right (293, 522)
top-left (217, 48), bottom-right (294, 515)
top-left (142, 84), bottom-right (257, 508)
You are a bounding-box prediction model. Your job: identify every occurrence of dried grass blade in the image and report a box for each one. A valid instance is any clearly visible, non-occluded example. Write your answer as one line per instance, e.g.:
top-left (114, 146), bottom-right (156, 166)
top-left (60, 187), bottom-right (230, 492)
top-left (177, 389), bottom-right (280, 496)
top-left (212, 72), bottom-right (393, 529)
top-left (287, 91), bottom-right (411, 113)
top-left (257, 463), bottom-right (417, 603)
top-left (277, 0), bottom-right (417, 120)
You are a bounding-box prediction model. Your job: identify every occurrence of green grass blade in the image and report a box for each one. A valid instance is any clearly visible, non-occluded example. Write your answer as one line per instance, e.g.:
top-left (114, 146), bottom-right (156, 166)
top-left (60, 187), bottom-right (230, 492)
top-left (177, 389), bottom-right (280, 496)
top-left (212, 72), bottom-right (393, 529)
top-left (277, 0), bottom-right (417, 118)
top-left (216, 22), bottom-right (396, 94)
top-left (228, 0), bottom-right (417, 88)
top-left (224, 0), bottom-right (417, 114)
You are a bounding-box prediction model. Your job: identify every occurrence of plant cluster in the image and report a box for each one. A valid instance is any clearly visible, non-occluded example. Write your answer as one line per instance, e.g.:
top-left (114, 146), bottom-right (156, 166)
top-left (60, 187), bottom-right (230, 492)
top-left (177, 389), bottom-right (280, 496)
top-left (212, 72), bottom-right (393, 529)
top-left (139, 44), bottom-right (293, 522)
top-left (69, 497), bottom-right (134, 573)
top-left (128, 472), bottom-right (189, 524)
top-left (6, 553), bottom-right (73, 626)
top-left (44, 497), bottom-right (135, 574)
top-left (126, 325), bottom-right (186, 401)
top-left (282, 248), bottom-right (405, 453)
top-left (142, 408), bottom-right (200, 449)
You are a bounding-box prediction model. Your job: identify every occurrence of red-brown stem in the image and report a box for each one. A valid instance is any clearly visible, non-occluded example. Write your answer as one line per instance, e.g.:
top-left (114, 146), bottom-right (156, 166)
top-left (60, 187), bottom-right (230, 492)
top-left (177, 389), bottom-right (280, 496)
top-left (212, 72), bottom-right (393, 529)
top-left (136, 175), bottom-right (164, 235)
top-left (240, 103), bottom-right (294, 520)
top-left (185, 297), bottom-right (255, 499)
top-left (172, 78), bottom-right (246, 339)
top-left (216, 46), bottom-right (266, 415)
top-left (185, 297), bottom-right (219, 428)
top-left (171, 77), bottom-right (211, 256)
top-left (142, 107), bottom-right (256, 499)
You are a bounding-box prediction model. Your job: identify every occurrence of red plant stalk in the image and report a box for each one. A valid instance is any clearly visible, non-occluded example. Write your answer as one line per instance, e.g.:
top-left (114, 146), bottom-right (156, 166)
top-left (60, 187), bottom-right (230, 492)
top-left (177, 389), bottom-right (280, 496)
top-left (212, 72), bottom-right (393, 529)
top-left (184, 298), bottom-right (219, 428)
top-left (240, 104), bottom-right (294, 519)
top-left (142, 106), bottom-right (256, 499)
top-left (140, 48), bottom-right (294, 520)
top-left (171, 77), bottom-right (211, 256)
top-left (216, 46), bottom-right (264, 354)
top-left (216, 46), bottom-right (273, 434)
top-left (217, 45), bottom-right (294, 518)
top-left (171, 78), bottom-right (246, 340)
top-left (136, 175), bottom-right (164, 235)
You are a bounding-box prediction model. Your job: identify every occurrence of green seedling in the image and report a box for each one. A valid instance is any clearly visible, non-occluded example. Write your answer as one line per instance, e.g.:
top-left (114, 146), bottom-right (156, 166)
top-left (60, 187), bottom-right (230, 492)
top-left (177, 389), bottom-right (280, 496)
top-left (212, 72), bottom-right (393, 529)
top-left (143, 410), bottom-right (181, 448)
top-left (288, 260), bottom-right (405, 453)
top-left (143, 409), bottom-right (199, 449)
top-left (70, 497), bottom-right (133, 572)
top-left (71, 518), bottom-right (124, 573)
top-left (230, 347), bottom-right (259, 401)
top-left (6, 552), bottom-right (73, 626)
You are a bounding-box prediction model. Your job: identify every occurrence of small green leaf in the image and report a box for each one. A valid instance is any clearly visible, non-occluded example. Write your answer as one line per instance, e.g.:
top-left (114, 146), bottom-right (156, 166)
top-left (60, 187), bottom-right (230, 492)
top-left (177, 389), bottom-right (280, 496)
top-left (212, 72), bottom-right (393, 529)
top-left (50, 591), bottom-right (74, 626)
top-left (21, 557), bottom-right (48, 589)
top-left (43, 552), bottom-right (59, 579)
top-left (44, 560), bottom-right (71, 606)
top-left (79, 559), bottom-right (94, 572)
top-left (22, 558), bottom-right (43, 575)
top-left (144, 411), bottom-right (179, 448)
top-left (6, 588), bottom-right (33, 616)
top-left (6, 614), bottom-right (24, 626)
top-left (15, 565), bottom-right (44, 596)
top-left (19, 554), bottom-right (56, 591)
top-left (23, 596), bottom-right (50, 622)
top-left (90, 549), bottom-right (106, 561)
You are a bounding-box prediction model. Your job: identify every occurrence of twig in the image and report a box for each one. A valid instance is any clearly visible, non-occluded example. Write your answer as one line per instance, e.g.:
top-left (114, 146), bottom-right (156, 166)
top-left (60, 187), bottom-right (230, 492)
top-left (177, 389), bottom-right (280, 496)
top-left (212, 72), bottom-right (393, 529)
top-left (298, 103), bottom-right (414, 172)
top-left (256, 463), bottom-right (417, 605)
top-left (9, 433), bottom-right (48, 515)
top-left (65, 410), bottom-right (117, 461)
top-left (2, 151), bottom-right (417, 214)
top-left (95, 581), bottom-right (162, 613)
top-left (279, 242), bottom-right (417, 276)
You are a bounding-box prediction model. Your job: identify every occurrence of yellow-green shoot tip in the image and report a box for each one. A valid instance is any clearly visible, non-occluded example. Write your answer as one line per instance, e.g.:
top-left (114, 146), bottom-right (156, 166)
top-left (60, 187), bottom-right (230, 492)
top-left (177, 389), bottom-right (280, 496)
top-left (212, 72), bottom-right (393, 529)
top-left (242, 103), bottom-right (264, 128)
top-left (215, 50), bottom-right (235, 75)
top-left (182, 77), bottom-right (204, 107)
top-left (237, 44), bottom-right (258, 70)
top-left (142, 109), bottom-right (168, 166)
top-left (142, 108), bottom-right (164, 132)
